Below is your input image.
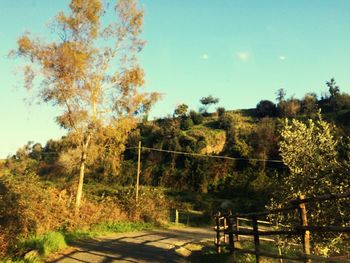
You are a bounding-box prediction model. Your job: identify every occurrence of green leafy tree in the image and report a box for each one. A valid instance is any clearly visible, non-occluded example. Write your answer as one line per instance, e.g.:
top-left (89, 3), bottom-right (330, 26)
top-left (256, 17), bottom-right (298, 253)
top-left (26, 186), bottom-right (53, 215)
top-left (216, 107), bottom-right (226, 117)
top-left (271, 116), bottom-right (350, 254)
top-left (199, 95), bottom-right (219, 114)
top-left (327, 78), bottom-right (340, 98)
top-left (324, 78), bottom-right (350, 112)
top-left (222, 113), bottom-right (253, 158)
top-left (279, 117), bottom-right (339, 189)
top-left (180, 117), bottom-right (194, 130)
top-left (276, 88), bottom-right (286, 103)
top-left (13, 0), bottom-right (159, 210)
top-left (189, 110), bottom-right (204, 125)
top-left (174, 103), bottom-right (189, 117)
top-left (256, 100), bottom-right (276, 117)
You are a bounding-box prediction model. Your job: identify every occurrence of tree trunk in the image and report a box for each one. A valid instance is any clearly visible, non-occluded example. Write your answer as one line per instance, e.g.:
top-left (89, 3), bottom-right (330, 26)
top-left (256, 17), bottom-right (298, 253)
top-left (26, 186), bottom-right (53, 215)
top-left (75, 135), bottom-right (91, 212)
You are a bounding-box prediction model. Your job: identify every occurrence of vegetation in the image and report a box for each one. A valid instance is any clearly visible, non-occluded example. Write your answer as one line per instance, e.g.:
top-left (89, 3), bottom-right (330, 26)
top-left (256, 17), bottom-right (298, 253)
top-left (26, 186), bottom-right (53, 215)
top-left (2, 73), bottom-right (350, 259)
top-left (1, 0), bottom-right (350, 260)
top-left (200, 95), bottom-right (219, 114)
top-left (12, 0), bottom-right (159, 211)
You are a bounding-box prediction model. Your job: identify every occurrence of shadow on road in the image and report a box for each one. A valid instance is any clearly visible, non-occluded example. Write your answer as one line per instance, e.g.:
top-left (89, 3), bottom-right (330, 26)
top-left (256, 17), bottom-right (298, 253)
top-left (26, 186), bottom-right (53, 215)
top-left (49, 228), bottom-right (213, 263)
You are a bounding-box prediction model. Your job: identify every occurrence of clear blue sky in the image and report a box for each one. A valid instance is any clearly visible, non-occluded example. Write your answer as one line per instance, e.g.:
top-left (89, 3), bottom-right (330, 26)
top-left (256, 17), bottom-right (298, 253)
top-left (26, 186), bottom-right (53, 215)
top-left (1, 0), bottom-right (350, 157)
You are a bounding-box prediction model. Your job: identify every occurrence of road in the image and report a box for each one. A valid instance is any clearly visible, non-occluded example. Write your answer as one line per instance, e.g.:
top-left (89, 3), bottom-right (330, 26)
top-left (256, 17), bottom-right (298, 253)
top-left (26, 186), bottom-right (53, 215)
top-left (49, 227), bottom-right (214, 263)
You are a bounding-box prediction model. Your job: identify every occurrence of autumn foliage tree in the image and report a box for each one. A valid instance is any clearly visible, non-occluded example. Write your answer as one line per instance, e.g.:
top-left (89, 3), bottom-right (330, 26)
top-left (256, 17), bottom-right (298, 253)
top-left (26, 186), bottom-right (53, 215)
top-left (13, 0), bottom-right (159, 210)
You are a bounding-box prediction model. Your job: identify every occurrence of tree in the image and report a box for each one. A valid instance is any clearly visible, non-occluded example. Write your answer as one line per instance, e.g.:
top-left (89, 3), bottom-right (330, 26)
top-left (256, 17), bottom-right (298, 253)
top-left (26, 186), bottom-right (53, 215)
top-left (279, 117), bottom-right (339, 189)
top-left (256, 100), bottom-right (276, 117)
top-left (271, 117), bottom-right (350, 253)
top-left (324, 78), bottom-right (350, 112)
top-left (13, 0), bottom-right (159, 210)
top-left (173, 103), bottom-right (188, 118)
top-left (222, 113), bottom-right (253, 158)
top-left (199, 95), bottom-right (219, 114)
top-left (180, 118), bottom-right (193, 130)
top-left (301, 93), bottom-right (318, 118)
top-left (189, 110), bottom-right (204, 125)
top-left (275, 88), bottom-right (286, 103)
top-left (278, 97), bottom-right (301, 117)
top-left (326, 78), bottom-right (340, 98)
top-left (216, 107), bottom-right (226, 117)
top-left (251, 117), bottom-right (278, 161)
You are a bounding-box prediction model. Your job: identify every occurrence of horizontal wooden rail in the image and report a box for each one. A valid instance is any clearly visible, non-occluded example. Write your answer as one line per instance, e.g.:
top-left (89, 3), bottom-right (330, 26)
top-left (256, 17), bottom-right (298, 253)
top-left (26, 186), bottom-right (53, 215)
top-left (237, 217), bottom-right (272, 225)
top-left (214, 191), bottom-right (350, 262)
top-left (218, 225), bottom-right (350, 235)
top-left (290, 192), bottom-right (350, 205)
top-left (235, 204), bottom-right (297, 218)
top-left (230, 229), bottom-right (300, 236)
top-left (301, 226), bottom-right (350, 233)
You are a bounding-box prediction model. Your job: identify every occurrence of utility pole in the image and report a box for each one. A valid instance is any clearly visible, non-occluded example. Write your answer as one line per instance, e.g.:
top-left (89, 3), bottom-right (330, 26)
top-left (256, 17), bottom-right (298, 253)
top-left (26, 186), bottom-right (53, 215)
top-left (135, 141), bottom-right (141, 203)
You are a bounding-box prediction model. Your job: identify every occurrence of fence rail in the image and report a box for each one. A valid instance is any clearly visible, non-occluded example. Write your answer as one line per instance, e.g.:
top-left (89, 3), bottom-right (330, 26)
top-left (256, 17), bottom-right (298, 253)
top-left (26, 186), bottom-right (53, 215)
top-left (171, 208), bottom-right (204, 226)
top-left (214, 192), bottom-right (350, 263)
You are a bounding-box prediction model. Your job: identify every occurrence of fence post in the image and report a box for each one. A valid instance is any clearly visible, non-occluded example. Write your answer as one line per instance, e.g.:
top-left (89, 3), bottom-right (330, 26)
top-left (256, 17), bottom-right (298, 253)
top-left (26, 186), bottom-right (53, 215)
top-left (235, 214), bottom-right (240, 242)
top-left (175, 209), bottom-right (179, 225)
top-left (298, 194), bottom-right (311, 263)
top-left (223, 216), bottom-right (227, 244)
top-left (216, 212), bottom-right (221, 254)
top-left (228, 211), bottom-right (234, 253)
top-left (252, 215), bottom-right (260, 263)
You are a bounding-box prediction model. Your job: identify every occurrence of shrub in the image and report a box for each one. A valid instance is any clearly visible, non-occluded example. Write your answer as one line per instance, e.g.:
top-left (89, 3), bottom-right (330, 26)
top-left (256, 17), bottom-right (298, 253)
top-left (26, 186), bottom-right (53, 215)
top-left (0, 172), bottom-right (125, 257)
top-left (189, 110), bottom-right (204, 125)
top-left (256, 100), bottom-right (277, 117)
top-left (108, 186), bottom-right (170, 224)
top-left (216, 107), bottom-right (226, 117)
top-left (180, 117), bottom-right (194, 130)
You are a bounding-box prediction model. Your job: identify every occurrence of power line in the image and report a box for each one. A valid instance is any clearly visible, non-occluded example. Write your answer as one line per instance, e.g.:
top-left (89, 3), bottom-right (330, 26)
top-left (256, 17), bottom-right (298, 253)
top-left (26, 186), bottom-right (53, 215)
top-left (13, 146), bottom-right (283, 164)
top-left (126, 146), bottom-right (283, 163)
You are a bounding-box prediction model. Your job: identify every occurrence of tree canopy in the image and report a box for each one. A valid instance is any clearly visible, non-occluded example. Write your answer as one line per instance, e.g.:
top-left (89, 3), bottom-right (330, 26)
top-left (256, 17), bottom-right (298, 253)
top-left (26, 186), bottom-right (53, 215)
top-left (199, 95), bottom-right (219, 114)
top-left (13, 0), bottom-right (159, 210)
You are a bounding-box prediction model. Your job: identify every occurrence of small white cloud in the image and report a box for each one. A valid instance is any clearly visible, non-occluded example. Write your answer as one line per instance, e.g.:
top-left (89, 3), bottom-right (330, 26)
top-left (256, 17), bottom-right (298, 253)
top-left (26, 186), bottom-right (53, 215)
top-left (200, 54), bottom-right (209, 60)
top-left (237, 52), bottom-right (250, 61)
top-left (279, 55), bottom-right (287, 60)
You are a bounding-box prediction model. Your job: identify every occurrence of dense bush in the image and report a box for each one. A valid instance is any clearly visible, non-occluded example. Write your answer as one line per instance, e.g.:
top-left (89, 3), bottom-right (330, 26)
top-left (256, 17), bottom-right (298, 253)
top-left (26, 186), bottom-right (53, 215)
top-left (0, 171), bottom-right (125, 257)
top-left (86, 185), bottom-right (171, 225)
top-left (256, 100), bottom-right (277, 117)
top-left (189, 110), bottom-right (204, 125)
top-left (180, 117), bottom-right (194, 130)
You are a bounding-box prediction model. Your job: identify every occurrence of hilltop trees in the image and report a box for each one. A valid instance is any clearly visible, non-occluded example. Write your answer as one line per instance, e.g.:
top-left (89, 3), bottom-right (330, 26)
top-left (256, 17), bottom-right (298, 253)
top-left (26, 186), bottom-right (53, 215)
top-left (256, 100), bottom-right (276, 117)
top-left (301, 93), bottom-right (319, 118)
top-left (325, 78), bottom-right (350, 111)
top-left (200, 95), bottom-right (219, 114)
top-left (14, 0), bottom-right (159, 210)
top-left (174, 103), bottom-right (189, 118)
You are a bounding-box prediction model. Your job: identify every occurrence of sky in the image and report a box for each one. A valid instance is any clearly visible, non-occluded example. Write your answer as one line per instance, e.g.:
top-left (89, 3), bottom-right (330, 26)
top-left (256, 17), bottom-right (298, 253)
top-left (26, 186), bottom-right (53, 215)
top-left (1, 0), bottom-right (350, 158)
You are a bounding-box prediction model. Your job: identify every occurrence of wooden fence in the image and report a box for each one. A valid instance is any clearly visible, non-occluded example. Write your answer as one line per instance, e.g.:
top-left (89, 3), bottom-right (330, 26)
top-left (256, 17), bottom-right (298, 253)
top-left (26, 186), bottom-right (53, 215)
top-left (214, 191), bottom-right (350, 262)
top-left (171, 209), bottom-right (204, 226)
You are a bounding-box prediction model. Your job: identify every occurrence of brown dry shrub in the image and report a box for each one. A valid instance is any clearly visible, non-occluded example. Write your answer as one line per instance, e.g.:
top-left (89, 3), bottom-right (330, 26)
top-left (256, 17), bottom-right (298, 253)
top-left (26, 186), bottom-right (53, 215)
top-left (0, 172), bottom-right (126, 257)
top-left (110, 186), bottom-right (170, 225)
top-left (0, 230), bottom-right (9, 258)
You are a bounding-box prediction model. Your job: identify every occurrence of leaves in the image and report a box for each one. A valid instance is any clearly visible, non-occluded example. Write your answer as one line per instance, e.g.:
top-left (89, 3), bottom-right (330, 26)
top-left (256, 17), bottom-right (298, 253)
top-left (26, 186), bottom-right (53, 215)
top-left (14, 0), bottom-right (159, 209)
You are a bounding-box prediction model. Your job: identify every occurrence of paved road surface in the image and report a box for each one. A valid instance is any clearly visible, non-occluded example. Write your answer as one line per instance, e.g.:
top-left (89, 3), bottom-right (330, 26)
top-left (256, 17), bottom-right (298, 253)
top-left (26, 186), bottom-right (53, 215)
top-left (49, 227), bottom-right (214, 263)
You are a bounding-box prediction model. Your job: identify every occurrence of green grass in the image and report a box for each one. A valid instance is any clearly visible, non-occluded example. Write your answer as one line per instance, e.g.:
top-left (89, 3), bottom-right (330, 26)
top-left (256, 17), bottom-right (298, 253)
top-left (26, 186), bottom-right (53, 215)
top-left (19, 231), bottom-right (67, 256)
top-left (7, 221), bottom-right (154, 263)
